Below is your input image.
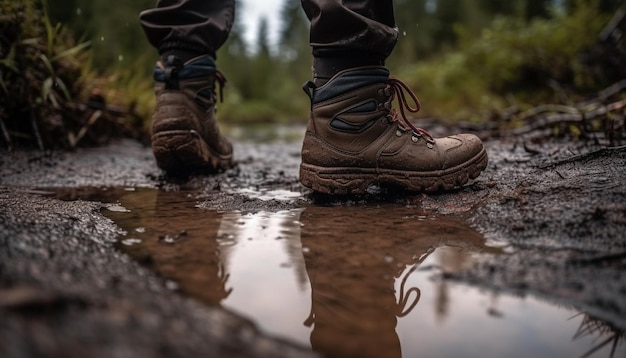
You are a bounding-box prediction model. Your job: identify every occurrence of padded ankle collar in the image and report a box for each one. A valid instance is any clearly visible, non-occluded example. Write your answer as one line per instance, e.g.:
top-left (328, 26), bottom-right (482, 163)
top-left (154, 55), bottom-right (217, 89)
top-left (310, 67), bottom-right (389, 104)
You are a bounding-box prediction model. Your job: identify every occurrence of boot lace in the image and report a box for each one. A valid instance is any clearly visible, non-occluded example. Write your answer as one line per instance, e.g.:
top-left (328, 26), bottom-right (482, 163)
top-left (395, 263), bottom-right (421, 317)
top-left (387, 78), bottom-right (434, 143)
top-left (215, 70), bottom-right (227, 103)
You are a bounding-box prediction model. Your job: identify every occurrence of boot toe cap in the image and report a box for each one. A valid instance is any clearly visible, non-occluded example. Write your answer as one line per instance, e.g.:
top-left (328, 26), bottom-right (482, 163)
top-left (442, 133), bottom-right (485, 168)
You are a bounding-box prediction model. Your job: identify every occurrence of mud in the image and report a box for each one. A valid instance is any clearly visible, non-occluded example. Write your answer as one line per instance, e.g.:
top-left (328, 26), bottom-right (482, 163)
top-left (1, 127), bottom-right (626, 357)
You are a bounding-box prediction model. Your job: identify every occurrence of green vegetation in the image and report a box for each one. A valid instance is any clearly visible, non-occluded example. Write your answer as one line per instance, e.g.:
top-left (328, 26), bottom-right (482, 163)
top-left (396, 1), bottom-right (622, 121)
top-left (0, 0), bottom-right (146, 149)
top-left (1, 0), bottom-right (624, 149)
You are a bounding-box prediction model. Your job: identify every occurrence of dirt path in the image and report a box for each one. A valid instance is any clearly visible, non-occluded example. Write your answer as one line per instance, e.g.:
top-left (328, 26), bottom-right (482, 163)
top-left (1, 136), bottom-right (625, 356)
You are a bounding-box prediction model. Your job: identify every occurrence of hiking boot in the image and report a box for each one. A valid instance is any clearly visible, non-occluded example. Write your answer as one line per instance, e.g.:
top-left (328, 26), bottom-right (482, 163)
top-left (300, 66), bottom-right (488, 194)
top-left (151, 55), bottom-right (233, 173)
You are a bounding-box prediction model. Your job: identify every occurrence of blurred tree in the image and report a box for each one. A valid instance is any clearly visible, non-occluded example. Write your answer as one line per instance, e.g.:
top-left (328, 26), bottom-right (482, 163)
top-left (217, 1), bottom-right (248, 73)
top-left (432, 0), bottom-right (472, 48)
top-left (392, 0), bottom-right (434, 65)
top-left (477, 0), bottom-right (520, 16)
top-left (250, 17), bottom-right (273, 100)
top-left (271, 0), bottom-right (312, 120)
top-left (391, 0), bottom-right (493, 66)
top-left (524, 0), bottom-right (552, 19)
top-left (48, 0), bottom-right (155, 70)
top-left (256, 17), bottom-right (271, 59)
top-left (565, 0), bottom-right (624, 13)
top-left (279, 0), bottom-right (311, 80)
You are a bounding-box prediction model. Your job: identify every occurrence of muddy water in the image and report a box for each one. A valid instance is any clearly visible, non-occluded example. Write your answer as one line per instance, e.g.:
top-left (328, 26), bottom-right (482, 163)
top-left (54, 187), bottom-right (624, 358)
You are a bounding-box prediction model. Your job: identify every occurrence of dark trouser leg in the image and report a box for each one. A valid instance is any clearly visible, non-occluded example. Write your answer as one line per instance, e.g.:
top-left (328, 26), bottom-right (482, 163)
top-left (140, 1), bottom-right (235, 173)
top-left (139, 0), bottom-right (236, 60)
top-left (301, 0), bottom-right (398, 83)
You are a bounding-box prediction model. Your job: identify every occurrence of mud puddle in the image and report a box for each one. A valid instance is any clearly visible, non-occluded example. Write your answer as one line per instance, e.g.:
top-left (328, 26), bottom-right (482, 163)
top-left (50, 187), bottom-right (625, 358)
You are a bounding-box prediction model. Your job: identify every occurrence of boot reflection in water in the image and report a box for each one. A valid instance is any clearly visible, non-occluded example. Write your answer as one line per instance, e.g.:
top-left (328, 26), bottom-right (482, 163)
top-left (299, 206), bottom-right (486, 357)
top-left (120, 190), bottom-right (232, 305)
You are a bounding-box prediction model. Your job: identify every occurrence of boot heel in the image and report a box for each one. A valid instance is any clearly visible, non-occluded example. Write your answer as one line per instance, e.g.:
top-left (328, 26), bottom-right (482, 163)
top-left (152, 130), bottom-right (231, 173)
top-left (299, 163), bottom-right (372, 195)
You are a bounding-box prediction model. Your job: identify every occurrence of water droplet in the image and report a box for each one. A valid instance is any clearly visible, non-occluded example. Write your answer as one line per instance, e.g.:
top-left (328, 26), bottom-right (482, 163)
top-left (118, 55), bottom-right (124, 61)
top-left (100, 36), bottom-right (105, 41)
top-left (160, 234), bottom-right (176, 244)
top-left (384, 255), bottom-right (394, 264)
top-left (76, 8), bottom-right (82, 15)
top-left (302, 247), bottom-right (310, 253)
top-left (165, 280), bottom-right (178, 290)
top-left (402, 31), bottom-right (407, 36)
top-left (159, 230), bottom-right (187, 244)
top-left (121, 238), bottom-right (142, 246)
top-left (217, 233), bottom-right (237, 246)
top-left (106, 204), bottom-right (130, 213)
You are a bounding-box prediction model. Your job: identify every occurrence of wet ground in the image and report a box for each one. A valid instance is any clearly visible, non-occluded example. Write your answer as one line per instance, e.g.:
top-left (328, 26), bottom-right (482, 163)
top-left (1, 126), bottom-right (625, 357)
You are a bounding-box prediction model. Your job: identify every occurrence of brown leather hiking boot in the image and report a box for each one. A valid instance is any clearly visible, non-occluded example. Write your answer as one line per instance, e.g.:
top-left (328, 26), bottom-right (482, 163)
top-left (151, 55), bottom-right (233, 174)
top-left (300, 67), bottom-right (488, 194)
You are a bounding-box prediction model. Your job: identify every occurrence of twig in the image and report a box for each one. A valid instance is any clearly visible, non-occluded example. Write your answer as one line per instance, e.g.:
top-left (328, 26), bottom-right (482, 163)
top-left (567, 251), bottom-right (626, 265)
top-left (0, 115), bottom-right (12, 151)
top-left (597, 79), bottom-right (626, 102)
top-left (68, 110), bottom-right (102, 149)
top-left (538, 145), bottom-right (626, 169)
top-left (581, 336), bottom-right (619, 358)
top-left (29, 102), bottom-right (44, 151)
top-left (509, 99), bottom-right (626, 138)
top-left (547, 79), bottom-right (574, 106)
top-left (512, 113), bottom-right (582, 136)
top-left (516, 104), bottom-right (580, 121)
top-left (523, 141), bottom-right (542, 155)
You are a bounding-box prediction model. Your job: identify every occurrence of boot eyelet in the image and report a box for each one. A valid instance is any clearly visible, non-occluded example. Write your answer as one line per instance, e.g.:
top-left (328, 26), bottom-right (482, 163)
top-left (396, 130), bottom-right (403, 137)
top-left (411, 136), bottom-right (418, 143)
top-left (427, 142), bottom-right (434, 149)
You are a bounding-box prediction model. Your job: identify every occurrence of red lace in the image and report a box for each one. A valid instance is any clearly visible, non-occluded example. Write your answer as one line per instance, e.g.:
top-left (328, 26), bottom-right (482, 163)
top-left (388, 78), bottom-right (434, 142)
top-left (215, 70), bottom-right (227, 103)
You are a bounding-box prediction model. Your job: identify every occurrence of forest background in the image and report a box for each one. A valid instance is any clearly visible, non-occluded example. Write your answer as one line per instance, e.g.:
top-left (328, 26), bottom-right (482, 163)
top-left (1, 0), bottom-right (624, 148)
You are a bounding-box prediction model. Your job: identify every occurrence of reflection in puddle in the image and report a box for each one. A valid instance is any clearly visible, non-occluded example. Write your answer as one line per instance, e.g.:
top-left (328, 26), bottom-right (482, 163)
top-left (53, 188), bottom-right (625, 357)
top-left (233, 188), bottom-right (303, 201)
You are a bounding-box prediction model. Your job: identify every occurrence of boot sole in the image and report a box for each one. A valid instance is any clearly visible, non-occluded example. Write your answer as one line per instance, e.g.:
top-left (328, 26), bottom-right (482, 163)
top-left (300, 148), bottom-right (488, 194)
top-left (152, 130), bottom-right (233, 173)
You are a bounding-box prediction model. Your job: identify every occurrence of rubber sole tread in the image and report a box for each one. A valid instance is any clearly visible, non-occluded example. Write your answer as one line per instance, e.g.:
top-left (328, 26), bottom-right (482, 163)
top-left (299, 148), bottom-right (488, 195)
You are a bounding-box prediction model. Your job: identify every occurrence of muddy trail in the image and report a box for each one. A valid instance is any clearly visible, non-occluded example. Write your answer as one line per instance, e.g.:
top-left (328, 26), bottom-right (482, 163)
top-left (1, 127), bottom-right (625, 357)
